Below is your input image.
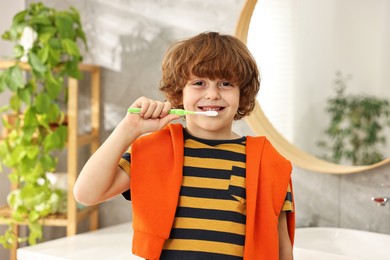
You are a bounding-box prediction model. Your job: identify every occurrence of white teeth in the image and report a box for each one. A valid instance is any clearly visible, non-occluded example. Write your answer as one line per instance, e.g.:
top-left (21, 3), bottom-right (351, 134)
top-left (200, 107), bottom-right (221, 111)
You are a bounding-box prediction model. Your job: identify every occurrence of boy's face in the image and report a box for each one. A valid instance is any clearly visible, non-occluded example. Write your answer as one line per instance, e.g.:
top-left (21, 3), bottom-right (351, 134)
top-left (182, 76), bottom-right (240, 139)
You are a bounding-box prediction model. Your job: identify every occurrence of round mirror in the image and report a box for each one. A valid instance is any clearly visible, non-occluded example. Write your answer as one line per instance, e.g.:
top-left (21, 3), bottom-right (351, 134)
top-left (235, 0), bottom-right (390, 173)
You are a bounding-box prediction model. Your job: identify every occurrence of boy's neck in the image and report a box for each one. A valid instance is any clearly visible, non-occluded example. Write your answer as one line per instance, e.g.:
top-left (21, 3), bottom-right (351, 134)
top-left (184, 125), bottom-right (241, 140)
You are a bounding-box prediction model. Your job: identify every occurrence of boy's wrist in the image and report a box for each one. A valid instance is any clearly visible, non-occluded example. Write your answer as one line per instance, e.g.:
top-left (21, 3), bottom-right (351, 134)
top-left (116, 117), bottom-right (143, 143)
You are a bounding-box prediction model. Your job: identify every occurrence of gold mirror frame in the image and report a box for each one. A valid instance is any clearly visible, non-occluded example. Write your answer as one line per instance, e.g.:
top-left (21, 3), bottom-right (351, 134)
top-left (235, 0), bottom-right (390, 174)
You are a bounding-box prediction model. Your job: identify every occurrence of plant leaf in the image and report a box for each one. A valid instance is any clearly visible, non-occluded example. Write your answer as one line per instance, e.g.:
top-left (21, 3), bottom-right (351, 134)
top-left (75, 28), bottom-right (88, 50)
top-left (38, 44), bottom-right (50, 63)
top-left (24, 107), bottom-right (38, 127)
top-left (13, 44), bottom-right (24, 59)
top-left (18, 87), bottom-right (31, 105)
top-left (26, 145), bottom-right (40, 160)
top-left (45, 71), bottom-right (63, 99)
top-left (12, 10), bottom-right (28, 25)
top-left (62, 39), bottom-right (80, 57)
top-left (38, 29), bottom-right (56, 44)
top-left (43, 132), bottom-right (59, 152)
top-left (11, 145), bottom-right (27, 165)
top-left (48, 48), bottom-right (61, 66)
top-left (28, 52), bottom-right (47, 74)
top-left (47, 103), bottom-right (61, 123)
top-left (41, 154), bottom-right (56, 171)
top-left (1, 30), bottom-right (11, 40)
top-left (54, 125), bottom-right (67, 147)
top-left (55, 14), bottom-right (74, 39)
top-left (65, 59), bottom-right (82, 79)
top-left (7, 66), bottom-right (24, 91)
top-left (29, 16), bottom-right (52, 26)
top-left (34, 93), bottom-right (51, 114)
top-left (10, 94), bottom-right (21, 112)
top-left (70, 7), bottom-right (81, 26)
top-left (0, 72), bottom-right (7, 92)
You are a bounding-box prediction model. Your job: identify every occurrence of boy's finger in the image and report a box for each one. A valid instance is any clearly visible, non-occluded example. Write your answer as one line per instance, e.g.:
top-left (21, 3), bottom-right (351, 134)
top-left (142, 101), bottom-right (158, 118)
top-left (160, 102), bottom-right (172, 117)
top-left (151, 102), bottom-right (165, 118)
top-left (132, 97), bottom-right (150, 116)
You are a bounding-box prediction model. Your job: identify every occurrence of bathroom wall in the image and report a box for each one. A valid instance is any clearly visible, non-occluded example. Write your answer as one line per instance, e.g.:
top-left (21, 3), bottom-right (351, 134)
top-left (1, 0), bottom-right (390, 258)
top-left (294, 166), bottom-right (390, 233)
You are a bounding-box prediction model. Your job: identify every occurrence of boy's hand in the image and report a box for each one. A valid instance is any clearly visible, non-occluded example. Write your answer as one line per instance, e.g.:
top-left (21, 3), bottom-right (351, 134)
top-left (125, 96), bottom-right (180, 135)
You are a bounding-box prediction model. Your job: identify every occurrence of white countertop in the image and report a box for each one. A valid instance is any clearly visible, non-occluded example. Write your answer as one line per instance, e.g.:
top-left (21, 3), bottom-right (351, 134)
top-left (18, 223), bottom-right (350, 260)
top-left (17, 222), bottom-right (143, 260)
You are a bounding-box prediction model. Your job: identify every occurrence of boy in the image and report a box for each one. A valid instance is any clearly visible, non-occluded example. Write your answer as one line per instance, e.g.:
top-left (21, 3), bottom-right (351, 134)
top-left (74, 31), bottom-right (294, 260)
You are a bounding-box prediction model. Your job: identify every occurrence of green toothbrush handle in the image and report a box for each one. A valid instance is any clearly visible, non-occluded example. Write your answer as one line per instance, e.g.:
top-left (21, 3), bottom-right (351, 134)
top-left (169, 109), bottom-right (190, 115)
top-left (127, 107), bottom-right (189, 115)
top-left (127, 107), bottom-right (142, 113)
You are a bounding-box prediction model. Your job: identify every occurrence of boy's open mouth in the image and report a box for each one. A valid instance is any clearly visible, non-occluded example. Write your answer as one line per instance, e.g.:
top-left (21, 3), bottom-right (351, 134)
top-left (198, 106), bottom-right (225, 112)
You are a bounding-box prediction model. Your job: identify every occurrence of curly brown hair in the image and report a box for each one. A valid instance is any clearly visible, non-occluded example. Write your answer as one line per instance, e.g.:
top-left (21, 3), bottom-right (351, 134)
top-left (159, 31), bottom-right (260, 120)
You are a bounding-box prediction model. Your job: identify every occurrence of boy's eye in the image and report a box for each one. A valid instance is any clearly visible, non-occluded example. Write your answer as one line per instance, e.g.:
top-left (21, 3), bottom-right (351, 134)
top-left (193, 81), bottom-right (205, 86)
top-left (220, 81), bottom-right (234, 87)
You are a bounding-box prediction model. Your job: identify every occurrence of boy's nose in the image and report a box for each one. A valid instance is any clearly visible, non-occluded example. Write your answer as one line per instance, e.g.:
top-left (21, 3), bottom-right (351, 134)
top-left (205, 86), bottom-right (221, 99)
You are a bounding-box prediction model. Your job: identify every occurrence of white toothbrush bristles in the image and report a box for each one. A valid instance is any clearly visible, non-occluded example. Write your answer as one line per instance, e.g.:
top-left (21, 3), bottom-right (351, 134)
top-left (196, 111), bottom-right (218, 116)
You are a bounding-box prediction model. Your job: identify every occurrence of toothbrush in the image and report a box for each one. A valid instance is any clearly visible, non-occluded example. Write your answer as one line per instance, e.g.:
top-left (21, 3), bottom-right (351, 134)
top-left (127, 107), bottom-right (218, 117)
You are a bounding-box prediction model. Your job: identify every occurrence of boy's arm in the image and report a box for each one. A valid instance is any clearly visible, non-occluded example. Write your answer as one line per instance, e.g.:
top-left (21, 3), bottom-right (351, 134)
top-left (73, 119), bottom-right (136, 206)
top-left (73, 97), bottom-right (179, 206)
top-left (278, 211), bottom-right (294, 260)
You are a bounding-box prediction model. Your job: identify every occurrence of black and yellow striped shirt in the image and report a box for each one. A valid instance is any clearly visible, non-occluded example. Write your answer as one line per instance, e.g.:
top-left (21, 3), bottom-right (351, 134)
top-left (119, 129), bottom-right (293, 259)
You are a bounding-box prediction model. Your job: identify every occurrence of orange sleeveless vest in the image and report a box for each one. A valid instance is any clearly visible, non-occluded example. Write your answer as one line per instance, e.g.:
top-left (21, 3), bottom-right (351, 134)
top-left (130, 124), bottom-right (294, 259)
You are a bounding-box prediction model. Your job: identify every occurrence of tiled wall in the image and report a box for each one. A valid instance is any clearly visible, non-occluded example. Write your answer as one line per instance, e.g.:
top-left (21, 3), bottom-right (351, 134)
top-left (294, 166), bottom-right (390, 234)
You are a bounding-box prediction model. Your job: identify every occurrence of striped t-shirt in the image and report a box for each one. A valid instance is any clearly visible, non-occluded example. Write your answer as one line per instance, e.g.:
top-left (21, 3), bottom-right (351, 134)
top-left (119, 129), bottom-right (293, 259)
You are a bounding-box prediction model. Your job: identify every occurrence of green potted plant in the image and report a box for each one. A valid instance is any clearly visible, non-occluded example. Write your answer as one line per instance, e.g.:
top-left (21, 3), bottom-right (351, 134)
top-left (317, 71), bottom-right (390, 165)
top-left (0, 2), bottom-right (87, 248)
